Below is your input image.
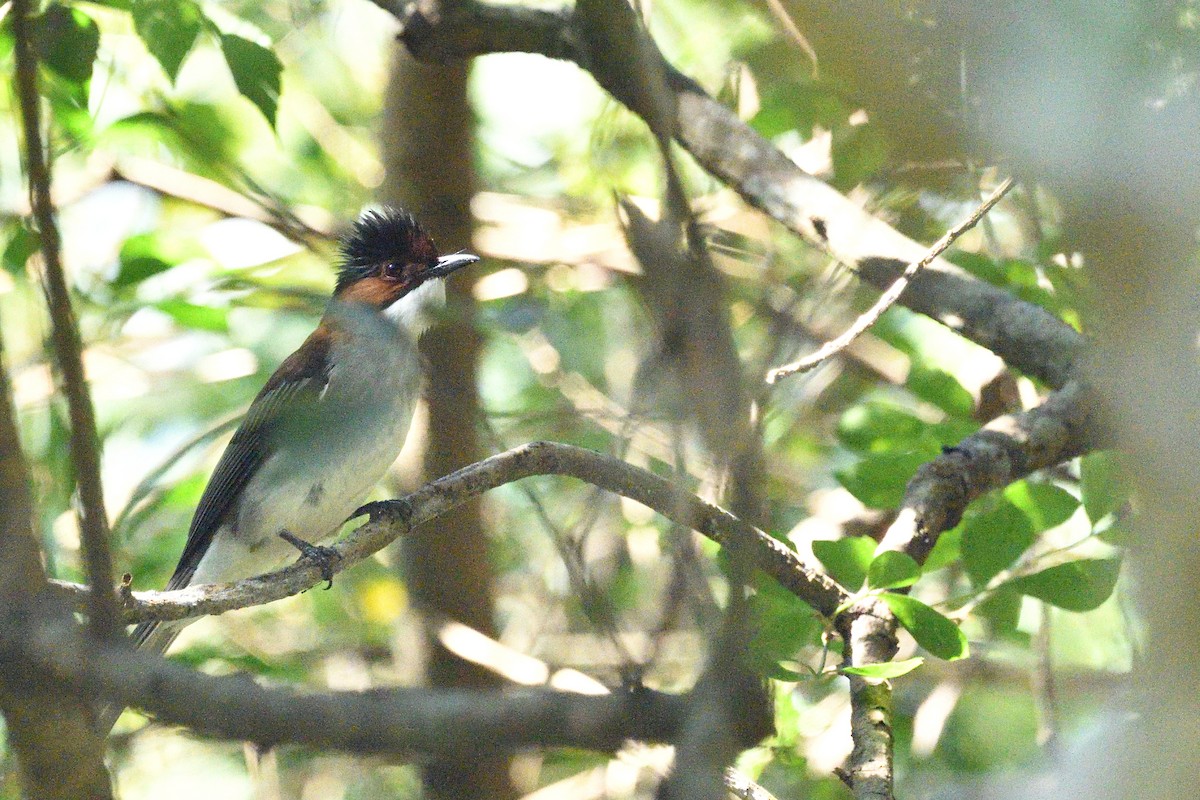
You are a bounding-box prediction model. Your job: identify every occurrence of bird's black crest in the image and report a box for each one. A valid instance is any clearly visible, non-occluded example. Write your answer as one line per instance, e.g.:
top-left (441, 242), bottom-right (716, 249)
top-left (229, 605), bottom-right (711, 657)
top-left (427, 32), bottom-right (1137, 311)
top-left (335, 207), bottom-right (436, 293)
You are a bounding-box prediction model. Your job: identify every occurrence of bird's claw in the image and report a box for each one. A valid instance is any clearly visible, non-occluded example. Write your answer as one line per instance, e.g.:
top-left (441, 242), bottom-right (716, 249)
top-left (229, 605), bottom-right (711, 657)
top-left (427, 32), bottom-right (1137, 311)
top-left (278, 530), bottom-right (340, 589)
top-left (349, 498), bottom-right (412, 525)
top-left (350, 501), bottom-right (384, 522)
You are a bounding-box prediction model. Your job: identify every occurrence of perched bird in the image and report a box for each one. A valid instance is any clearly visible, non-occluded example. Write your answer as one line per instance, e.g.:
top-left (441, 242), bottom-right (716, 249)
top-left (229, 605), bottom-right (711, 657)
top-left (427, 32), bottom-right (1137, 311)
top-left (124, 206), bottom-right (477, 677)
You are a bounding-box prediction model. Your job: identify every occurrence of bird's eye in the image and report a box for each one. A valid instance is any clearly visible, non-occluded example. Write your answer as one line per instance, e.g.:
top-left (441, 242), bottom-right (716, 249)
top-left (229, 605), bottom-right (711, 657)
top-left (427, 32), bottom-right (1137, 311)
top-left (384, 262), bottom-right (405, 280)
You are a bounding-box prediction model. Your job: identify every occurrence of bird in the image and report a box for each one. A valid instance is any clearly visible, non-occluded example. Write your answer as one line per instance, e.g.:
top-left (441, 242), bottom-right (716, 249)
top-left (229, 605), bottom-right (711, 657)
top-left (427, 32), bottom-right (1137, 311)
top-left (107, 207), bottom-right (477, 728)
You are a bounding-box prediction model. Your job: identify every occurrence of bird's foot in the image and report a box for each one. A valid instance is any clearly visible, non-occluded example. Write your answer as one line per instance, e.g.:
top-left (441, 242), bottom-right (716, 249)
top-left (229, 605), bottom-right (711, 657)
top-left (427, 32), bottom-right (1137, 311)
top-left (349, 498), bottom-right (412, 525)
top-left (278, 530), bottom-right (340, 589)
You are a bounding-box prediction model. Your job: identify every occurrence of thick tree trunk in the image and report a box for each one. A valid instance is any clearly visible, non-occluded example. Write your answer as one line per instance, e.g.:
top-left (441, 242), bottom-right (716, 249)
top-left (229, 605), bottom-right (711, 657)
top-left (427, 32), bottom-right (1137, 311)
top-left (379, 36), bottom-right (516, 800)
top-left (0, 327), bottom-right (113, 800)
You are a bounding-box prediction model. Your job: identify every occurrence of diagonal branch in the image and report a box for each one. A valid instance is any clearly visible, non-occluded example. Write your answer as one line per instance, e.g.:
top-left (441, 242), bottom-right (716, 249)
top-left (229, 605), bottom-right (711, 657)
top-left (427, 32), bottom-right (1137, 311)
top-left (665, 75), bottom-right (1082, 389)
top-left (831, 371), bottom-right (1094, 800)
top-left (57, 442), bottom-right (848, 624)
top-left (12, 0), bottom-right (118, 640)
top-left (393, 0), bottom-right (1084, 389)
top-left (879, 381), bottom-right (1096, 563)
top-left (767, 177), bottom-right (1015, 383)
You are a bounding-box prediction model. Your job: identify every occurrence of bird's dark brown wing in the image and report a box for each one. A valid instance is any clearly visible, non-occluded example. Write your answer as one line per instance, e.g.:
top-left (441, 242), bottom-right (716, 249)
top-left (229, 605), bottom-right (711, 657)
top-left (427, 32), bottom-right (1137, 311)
top-left (165, 329), bottom-right (334, 590)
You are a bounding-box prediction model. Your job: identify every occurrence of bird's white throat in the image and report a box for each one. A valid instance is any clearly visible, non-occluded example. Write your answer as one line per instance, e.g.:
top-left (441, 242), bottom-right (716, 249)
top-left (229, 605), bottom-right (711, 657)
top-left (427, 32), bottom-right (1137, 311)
top-left (384, 278), bottom-right (446, 337)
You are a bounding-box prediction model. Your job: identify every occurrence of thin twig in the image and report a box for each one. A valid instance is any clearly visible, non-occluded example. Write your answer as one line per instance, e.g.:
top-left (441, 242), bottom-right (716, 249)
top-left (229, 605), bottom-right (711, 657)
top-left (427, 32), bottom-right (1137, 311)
top-left (1033, 602), bottom-right (1060, 751)
top-left (480, 420), bottom-right (636, 666)
top-left (761, 0), bottom-right (819, 78)
top-left (11, 0), bottom-right (119, 640)
top-left (112, 156), bottom-right (334, 245)
top-left (766, 177), bottom-right (1015, 383)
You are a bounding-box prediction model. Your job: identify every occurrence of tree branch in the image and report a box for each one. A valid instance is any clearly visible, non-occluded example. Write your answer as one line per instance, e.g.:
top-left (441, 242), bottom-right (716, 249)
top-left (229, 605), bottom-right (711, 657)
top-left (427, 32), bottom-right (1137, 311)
top-left (879, 381), bottom-right (1096, 564)
top-left (824, 381), bottom-right (1095, 799)
top-left (390, 11), bottom-right (1094, 797)
top-left (834, 598), bottom-right (898, 800)
top-left (392, 1), bottom-right (1084, 389)
top-left (59, 442), bottom-right (848, 623)
top-left (12, 0), bottom-right (118, 640)
top-left (5, 617), bottom-right (686, 754)
top-left (853, 253), bottom-right (1083, 391)
top-left (724, 767), bottom-right (784, 800)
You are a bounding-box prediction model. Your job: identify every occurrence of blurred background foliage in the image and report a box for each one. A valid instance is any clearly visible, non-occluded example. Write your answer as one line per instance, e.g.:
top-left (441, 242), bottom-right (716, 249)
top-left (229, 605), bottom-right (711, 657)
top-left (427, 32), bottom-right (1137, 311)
top-left (0, 0), bottom-right (1150, 798)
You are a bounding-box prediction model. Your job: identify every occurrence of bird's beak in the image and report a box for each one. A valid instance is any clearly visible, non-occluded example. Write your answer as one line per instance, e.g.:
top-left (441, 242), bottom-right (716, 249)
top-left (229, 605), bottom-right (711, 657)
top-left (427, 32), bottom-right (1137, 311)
top-left (428, 252), bottom-right (480, 279)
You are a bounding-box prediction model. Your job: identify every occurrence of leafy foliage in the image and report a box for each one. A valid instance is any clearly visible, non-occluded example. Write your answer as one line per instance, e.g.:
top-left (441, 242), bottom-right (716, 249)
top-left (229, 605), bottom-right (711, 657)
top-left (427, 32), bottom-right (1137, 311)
top-left (34, 3), bottom-right (99, 84)
top-left (881, 593), bottom-right (969, 660)
top-left (813, 535), bottom-right (875, 589)
top-left (218, 34), bottom-right (283, 127)
top-left (132, 0), bottom-right (205, 82)
top-left (842, 656), bottom-right (924, 681)
top-left (0, 0), bottom-right (1139, 795)
top-left (1006, 559), bottom-right (1121, 612)
top-left (866, 550), bottom-right (920, 590)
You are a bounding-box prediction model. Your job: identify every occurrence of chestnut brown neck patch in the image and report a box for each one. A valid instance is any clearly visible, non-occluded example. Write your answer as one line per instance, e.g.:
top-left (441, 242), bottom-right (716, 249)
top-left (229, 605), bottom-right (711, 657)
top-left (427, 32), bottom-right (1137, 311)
top-left (336, 274), bottom-right (404, 308)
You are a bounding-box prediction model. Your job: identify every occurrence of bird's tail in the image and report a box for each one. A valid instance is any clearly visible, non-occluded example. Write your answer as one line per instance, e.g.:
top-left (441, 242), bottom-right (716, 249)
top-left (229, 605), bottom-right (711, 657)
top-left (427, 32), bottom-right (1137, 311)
top-left (131, 617), bottom-right (186, 654)
top-left (97, 618), bottom-right (188, 733)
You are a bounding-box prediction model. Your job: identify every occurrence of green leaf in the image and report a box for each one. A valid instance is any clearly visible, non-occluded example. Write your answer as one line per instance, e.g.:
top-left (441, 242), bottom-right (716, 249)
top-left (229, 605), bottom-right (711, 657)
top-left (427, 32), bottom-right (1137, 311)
top-left (0, 18), bottom-right (13, 63)
top-left (35, 4), bottom-right (99, 84)
top-left (1007, 559), bottom-right (1121, 612)
top-left (867, 550), bottom-right (920, 590)
top-left (1092, 514), bottom-right (1130, 546)
top-left (745, 579), bottom-right (822, 679)
top-left (756, 662), bottom-right (810, 682)
top-left (835, 448), bottom-right (935, 509)
top-left (999, 258), bottom-right (1043, 296)
top-left (116, 235), bottom-right (172, 288)
top-left (1080, 451), bottom-right (1129, 523)
top-left (132, 0), bottom-right (205, 82)
top-left (115, 231), bottom-right (203, 289)
top-left (841, 657), bottom-right (925, 681)
top-left (961, 500), bottom-right (1035, 586)
top-left (3, 223), bottom-right (40, 276)
top-left (830, 122), bottom-right (888, 190)
top-left (907, 365), bottom-right (975, 418)
top-left (1002, 259), bottom-right (1060, 312)
top-left (812, 536), bottom-right (876, 590)
top-left (1003, 481), bottom-right (1079, 533)
top-left (929, 417), bottom-right (982, 446)
top-left (922, 524), bottom-right (963, 572)
top-left (836, 401), bottom-right (926, 452)
top-left (750, 79), bottom-right (849, 139)
top-left (881, 593), bottom-right (969, 660)
top-left (950, 251), bottom-right (1006, 286)
top-left (45, 73), bottom-right (93, 139)
top-left (155, 299), bottom-right (229, 332)
top-left (219, 34), bottom-right (282, 127)
top-left (973, 586), bottom-right (1023, 637)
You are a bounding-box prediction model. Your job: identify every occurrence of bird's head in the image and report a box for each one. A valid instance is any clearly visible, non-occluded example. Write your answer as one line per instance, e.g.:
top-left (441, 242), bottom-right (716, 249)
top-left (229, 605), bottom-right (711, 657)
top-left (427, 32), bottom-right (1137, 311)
top-left (334, 207), bottom-right (478, 334)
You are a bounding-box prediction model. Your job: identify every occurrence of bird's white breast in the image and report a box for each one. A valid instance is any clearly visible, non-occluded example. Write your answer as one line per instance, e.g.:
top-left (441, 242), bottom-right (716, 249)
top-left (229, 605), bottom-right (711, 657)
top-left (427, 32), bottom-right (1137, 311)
top-left (188, 304), bottom-right (423, 586)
